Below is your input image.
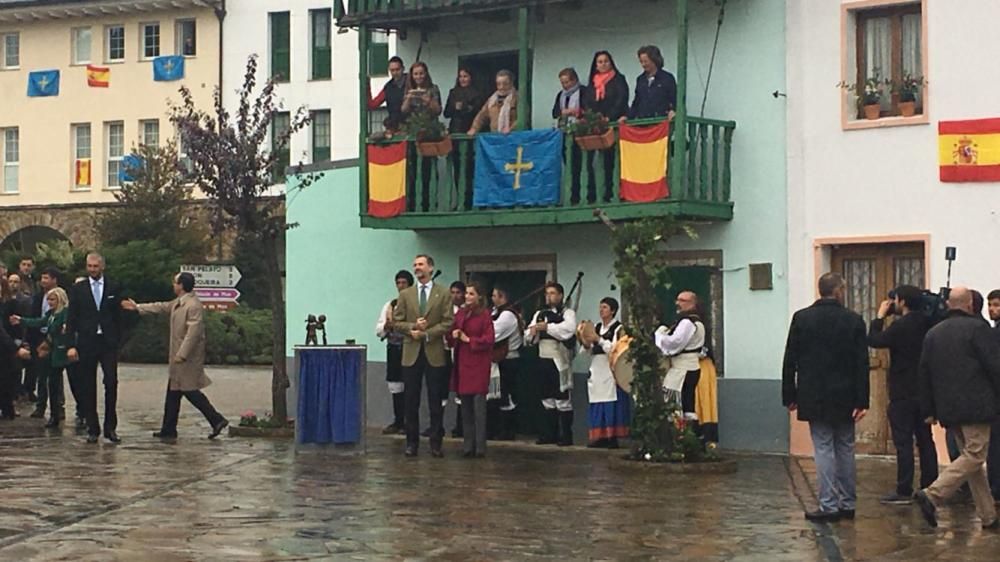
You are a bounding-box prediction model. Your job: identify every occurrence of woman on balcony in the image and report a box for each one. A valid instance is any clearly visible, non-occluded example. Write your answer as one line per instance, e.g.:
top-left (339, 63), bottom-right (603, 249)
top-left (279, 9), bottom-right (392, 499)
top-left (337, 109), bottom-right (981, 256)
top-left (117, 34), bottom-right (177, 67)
top-left (469, 70), bottom-right (518, 134)
top-left (444, 67), bottom-right (483, 209)
top-left (401, 62), bottom-right (442, 119)
top-left (623, 45), bottom-right (677, 122)
top-left (552, 67), bottom-right (586, 126)
top-left (446, 281), bottom-right (495, 458)
top-left (584, 51), bottom-right (630, 203)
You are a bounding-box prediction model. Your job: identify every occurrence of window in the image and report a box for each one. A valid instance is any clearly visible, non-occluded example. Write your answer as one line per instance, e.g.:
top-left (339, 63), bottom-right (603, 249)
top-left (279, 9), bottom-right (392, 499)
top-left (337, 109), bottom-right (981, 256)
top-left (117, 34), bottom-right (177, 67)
top-left (1, 32), bottom-right (19, 69)
top-left (369, 31), bottom-right (389, 76)
top-left (175, 19), bottom-right (196, 56)
top-left (105, 121), bottom-right (124, 188)
top-left (105, 25), bottom-right (125, 62)
top-left (269, 12), bottom-right (290, 82)
top-left (311, 110), bottom-right (330, 162)
top-left (271, 111), bottom-right (290, 183)
top-left (2, 128), bottom-right (18, 193)
top-left (849, 2), bottom-right (923, 120)
top-left (72, 27), bottom-right (92, 65)
top-left (177, 130), bottom-right (192, 175)
top-left (310, 9), bottom-right (331, 80)
top-left (142, 23), bottom-right (160, 59)
top-left (140, 119), bottom-right (159, 147)
top-left (73, 124), bottom-right (92, 188)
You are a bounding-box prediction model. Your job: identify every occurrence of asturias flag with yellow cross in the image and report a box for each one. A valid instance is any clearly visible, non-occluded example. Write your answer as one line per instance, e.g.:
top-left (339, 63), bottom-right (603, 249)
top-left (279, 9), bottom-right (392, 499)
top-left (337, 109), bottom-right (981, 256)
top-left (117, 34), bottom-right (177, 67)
top-left (473, 129), bottom-right (562, 207)
top-left (939, 118), bottom-right (1000, 182)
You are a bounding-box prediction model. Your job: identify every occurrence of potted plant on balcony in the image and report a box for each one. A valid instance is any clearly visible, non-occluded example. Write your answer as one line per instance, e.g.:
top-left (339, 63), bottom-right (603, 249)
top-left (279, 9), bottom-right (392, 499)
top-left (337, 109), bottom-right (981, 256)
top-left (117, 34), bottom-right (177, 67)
top-left (894, 73), bottom-right (925, 117)
top-left (406, 110), bottom-right (452, 157)
top-left (839, 75), bottom-right (888, 120)
top-left (570, 109), bottom-right (615, 151)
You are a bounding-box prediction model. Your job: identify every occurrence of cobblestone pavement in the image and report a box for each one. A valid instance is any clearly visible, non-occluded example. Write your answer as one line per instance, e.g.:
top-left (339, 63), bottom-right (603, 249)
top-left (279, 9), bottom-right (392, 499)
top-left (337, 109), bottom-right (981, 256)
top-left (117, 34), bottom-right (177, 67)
top-left (0, 365), bottom-right (997, 560)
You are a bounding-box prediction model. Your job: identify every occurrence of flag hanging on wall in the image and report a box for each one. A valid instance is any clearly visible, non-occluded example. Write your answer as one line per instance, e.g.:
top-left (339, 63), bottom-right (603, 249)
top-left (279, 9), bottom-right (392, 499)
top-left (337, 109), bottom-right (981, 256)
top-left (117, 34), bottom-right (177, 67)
top-left (619, 121), bottom-right (670, 202)
top-left (26, 70), bottom-right (60, 97)
top-left (368, 142), bottom-right (407, 218)
top-left (74, 159), bottom-right (91, 187)
top-left (153, 55), bottom-right (185, 82)
top-left (939, 118), bottom-right (1000, 182)
top-left (472, 129), bottom-right (562, 207)
top-left (86, 64), bottom-right (110, 87)
top-left (119, 154), bottom-right (144, 183)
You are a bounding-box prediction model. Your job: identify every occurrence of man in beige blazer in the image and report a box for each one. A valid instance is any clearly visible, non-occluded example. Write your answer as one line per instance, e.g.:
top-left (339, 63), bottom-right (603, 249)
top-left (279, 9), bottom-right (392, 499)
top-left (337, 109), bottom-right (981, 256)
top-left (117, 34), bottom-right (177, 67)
top-left (393, 254), bottom-right (454, 457)
top-left (122, 272), bottom-right (229, 440)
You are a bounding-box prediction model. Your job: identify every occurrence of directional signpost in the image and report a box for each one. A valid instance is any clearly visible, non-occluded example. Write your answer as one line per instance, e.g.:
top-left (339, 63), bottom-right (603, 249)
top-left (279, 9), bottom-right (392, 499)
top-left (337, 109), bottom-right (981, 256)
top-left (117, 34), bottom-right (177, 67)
top-left (181, 264), bottom-right (242, 311)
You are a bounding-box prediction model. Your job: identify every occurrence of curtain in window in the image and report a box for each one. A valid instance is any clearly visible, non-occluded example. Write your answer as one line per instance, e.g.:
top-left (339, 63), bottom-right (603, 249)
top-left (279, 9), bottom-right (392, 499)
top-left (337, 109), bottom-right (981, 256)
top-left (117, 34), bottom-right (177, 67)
top-left (902, 13), bottom-right (922, 105)
top-left (864, 16), bottom-right (891, 111)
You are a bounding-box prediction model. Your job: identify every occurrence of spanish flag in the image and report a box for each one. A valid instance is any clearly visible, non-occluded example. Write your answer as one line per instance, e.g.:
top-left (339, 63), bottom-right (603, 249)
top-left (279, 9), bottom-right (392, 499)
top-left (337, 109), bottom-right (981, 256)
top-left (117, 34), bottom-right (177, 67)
top-left (86, 64), bottom-right (109, 88)
top-left (75, 159), bottom-right (91, 186)
top-left (939, 118), bottom-right (1000, 182)
top-left (367, 142), bottom-right (407, 218)
top-left (619, 121), bottom-right (669, 202)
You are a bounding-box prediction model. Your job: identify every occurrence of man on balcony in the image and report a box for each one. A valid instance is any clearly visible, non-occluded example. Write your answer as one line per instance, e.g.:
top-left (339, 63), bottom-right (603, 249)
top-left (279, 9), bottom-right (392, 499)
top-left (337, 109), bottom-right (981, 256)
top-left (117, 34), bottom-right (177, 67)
top-left (525, 283), bottom-right (577, 446)
top-left (368, 56), bottom-right (407, 124)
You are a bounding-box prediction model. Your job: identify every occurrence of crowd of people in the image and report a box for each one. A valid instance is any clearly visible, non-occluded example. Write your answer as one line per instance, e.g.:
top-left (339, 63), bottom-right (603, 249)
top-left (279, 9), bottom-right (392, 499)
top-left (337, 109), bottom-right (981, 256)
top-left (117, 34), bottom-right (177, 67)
top-left (0, 253), bottom-right (229, 442)
top-left (783, 273), bottom-right (1000, 530)
top-left (375, 253), bottom-right (718, 459)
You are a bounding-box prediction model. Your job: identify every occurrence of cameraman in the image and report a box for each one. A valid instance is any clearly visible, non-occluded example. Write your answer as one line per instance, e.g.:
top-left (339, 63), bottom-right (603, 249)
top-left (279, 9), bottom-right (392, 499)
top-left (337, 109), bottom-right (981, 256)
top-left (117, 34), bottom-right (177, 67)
top-left (869, 285), bottom-right (938, 505)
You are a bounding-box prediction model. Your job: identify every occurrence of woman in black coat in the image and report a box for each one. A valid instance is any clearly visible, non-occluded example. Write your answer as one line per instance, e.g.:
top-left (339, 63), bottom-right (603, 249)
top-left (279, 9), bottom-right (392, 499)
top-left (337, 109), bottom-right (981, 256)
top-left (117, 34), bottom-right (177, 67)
top-left (582, 51), bottom-right (629, 202)
top-left (443, 67), bottom-right (484, 208)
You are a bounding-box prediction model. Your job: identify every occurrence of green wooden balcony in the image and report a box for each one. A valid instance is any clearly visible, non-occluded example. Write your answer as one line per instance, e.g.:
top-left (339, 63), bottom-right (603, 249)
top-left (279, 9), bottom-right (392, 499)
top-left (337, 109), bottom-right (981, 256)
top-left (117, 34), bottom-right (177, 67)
top-left (335, 0), bottom-right (576, 27)
top-left (360, 116), bottom-right (735, 230)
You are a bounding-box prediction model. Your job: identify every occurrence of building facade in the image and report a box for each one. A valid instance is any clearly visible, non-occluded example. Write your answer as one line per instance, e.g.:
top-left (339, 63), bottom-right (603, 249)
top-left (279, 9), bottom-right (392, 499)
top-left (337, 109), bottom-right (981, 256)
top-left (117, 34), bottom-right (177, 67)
top-left (286, 0), bottom-right (791, 451)
top-left (0, 0), bottom-right (221, 252)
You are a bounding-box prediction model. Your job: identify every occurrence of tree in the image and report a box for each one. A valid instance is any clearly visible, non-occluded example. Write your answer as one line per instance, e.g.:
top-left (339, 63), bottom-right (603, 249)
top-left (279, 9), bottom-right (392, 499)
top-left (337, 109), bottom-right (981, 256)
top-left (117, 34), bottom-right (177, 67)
top-left (169, 56), bottom-right (321, 423)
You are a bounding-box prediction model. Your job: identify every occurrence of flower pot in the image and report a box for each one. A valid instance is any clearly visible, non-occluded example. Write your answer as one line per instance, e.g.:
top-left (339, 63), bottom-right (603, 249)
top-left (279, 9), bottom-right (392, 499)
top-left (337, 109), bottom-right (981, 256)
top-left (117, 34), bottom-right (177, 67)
top-left (416, 136), bottom-right (452, 157)
top-left (899, 101), bottom-right (916, 117)
top-left (575, 128), bottom-right (615, 151)
top-left (863, 103), bottom-right (881, 120)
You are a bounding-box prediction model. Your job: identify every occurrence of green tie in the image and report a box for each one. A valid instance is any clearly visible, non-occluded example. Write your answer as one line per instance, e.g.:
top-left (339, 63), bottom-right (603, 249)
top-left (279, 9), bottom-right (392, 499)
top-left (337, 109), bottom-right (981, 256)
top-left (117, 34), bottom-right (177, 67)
top-left (419, 285), bottom-right (428, 315)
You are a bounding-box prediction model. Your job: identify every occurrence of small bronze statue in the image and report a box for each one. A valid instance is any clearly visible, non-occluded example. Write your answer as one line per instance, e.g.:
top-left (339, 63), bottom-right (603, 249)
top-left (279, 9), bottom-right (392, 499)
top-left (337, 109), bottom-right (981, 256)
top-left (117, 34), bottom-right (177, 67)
top-left (316, 314), bottom-right (328, 346)
top-left (305, 315), bottom-right (319, 345)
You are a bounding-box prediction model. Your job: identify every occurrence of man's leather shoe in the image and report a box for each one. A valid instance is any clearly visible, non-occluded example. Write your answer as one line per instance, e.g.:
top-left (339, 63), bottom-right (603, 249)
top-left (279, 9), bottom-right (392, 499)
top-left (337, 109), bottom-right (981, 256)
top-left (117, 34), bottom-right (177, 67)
top-left (430, 449), bottom-right (444, 458)
top-left (153, 431), bottom-right (178, 439)
top-left (29, 408), bottom-right (45, 419)
top-left (983, 519), bottom-right (1000, 530)
top-left (382, 423), bottom-right (402, 435)
top-left (86, 434), bottom-right (99, 444)
top-left (404, 446), bottom-right (418, 457)
top-left (804, 510), bottom-right (840, 522)
top-left (44, 417), bottom-right (60, 429)
top-left (914, 490), bottom-right (938, 528)
top-left (104, 431), bottom-right (121, 444)
top-left (209, 419), bottom-right (229, 439)
top-left (75, 416), bottom-right (87, 430)
top-left (838, 509), bottom-right (855, 520)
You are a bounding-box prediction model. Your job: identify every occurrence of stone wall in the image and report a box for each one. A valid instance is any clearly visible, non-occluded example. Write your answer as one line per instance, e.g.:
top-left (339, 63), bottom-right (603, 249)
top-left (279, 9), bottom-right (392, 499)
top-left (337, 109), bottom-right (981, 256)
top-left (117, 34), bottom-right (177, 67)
top-left (0, 204), bottom-right (100, 250)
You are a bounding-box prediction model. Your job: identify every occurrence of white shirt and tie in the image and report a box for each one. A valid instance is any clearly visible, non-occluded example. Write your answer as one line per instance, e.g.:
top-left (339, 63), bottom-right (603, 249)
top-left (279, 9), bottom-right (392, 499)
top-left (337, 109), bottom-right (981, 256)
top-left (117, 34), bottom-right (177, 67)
top-left (91, 276), bottom-right (104, 334)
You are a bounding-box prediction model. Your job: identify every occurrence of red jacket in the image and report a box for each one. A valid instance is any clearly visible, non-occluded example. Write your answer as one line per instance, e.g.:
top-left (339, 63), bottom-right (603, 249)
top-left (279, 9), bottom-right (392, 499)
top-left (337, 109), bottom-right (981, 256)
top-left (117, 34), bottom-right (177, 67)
top-left (446, 307), bottom-right (495, 395)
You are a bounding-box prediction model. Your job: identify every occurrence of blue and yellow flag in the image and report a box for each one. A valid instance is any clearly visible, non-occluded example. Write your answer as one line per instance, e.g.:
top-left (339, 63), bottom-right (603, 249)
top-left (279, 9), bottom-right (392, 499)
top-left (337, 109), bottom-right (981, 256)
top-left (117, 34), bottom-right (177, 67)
top-left (472, 129), bottom-right (562, 207)
top-left (153, 55), bottom-right (185, 81)
top-left (119, 154), bottom-right (144, 183)
top-left (27, 70), bottom-right (60, 97)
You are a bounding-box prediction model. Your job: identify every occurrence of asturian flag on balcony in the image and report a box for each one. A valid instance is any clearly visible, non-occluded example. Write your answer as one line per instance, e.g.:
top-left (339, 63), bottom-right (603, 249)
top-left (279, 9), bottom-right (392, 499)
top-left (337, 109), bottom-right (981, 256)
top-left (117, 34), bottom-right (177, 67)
top-left (367, 142), bottom-right (407, 218)
top-left (26, 69), bottom-right (60, 97)
top-left (153, 55), bottom-right (185, 82)
top-left (619, 121), bottom-right (670, 202)
top-left (86, 64), bottom-right (110, 88)
top-left (473, 129), bottom-right (562, 207)
top-left (939, 118), bottom-right (1000, 182)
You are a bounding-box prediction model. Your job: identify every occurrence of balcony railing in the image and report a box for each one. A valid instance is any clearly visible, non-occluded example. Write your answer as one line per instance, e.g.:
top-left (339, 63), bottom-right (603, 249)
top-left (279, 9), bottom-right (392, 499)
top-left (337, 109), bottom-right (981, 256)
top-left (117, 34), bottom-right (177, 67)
top-left (335, 0), bottom-right (575, 26)
top-left (362, 116), bottom-right (735, 229)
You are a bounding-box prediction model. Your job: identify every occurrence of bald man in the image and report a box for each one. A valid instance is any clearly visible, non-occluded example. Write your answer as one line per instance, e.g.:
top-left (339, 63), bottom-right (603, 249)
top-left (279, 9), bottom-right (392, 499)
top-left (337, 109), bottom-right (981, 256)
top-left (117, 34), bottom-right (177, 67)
top-left (915, 286), bottom-right (1000, 529)
top-left (655, 291), bottom-right (707, 421)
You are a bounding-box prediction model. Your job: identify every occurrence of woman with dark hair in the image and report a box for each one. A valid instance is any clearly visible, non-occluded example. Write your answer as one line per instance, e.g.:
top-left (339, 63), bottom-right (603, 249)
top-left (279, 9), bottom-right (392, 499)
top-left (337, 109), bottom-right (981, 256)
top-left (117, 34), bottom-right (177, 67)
top-left (581, 297), bottom-right (631, 448)
top-left (583, 51), bottom-right (630, 203)
top-left (624, 45), bottom-right (677, 121)
top-left (444, 67), bottom-right (483, 209)
top-left (446, 281), bottom-right (495, 458)
top-left (401, 61), bottom-right (442, 118)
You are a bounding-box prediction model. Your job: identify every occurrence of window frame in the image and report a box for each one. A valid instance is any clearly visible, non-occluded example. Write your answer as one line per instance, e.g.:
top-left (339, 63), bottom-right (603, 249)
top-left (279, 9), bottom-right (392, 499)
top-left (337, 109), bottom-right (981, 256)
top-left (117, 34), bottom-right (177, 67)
top-left (71, 26), bottom-right (92, 65)
top-left (2, 127), bottom-right (19, 194)
top-left (310, 9), bottom-right (332, 81)
top-left (140, 119), bottom-right (160, 147)
top-left (311, 109), bottom-right (331, 163)
top-left (105, 121), bottom-right (125, 189)
top-left (141, 22), bottom-right (161, 60)
top-left (1, 32), bottom-right (19, 69)
top-left (369, 30), bottom-right (390, 77)
top-left (269, 11), bottom-right (291, 83)
top-left (271, 111), bottom-right (291, 183)
top-left (72, 123), bottom-right (92, 189)
top-left (105, 24), bottom-right (125, 63)
top-left (175, 19), bottom-right (196, 57)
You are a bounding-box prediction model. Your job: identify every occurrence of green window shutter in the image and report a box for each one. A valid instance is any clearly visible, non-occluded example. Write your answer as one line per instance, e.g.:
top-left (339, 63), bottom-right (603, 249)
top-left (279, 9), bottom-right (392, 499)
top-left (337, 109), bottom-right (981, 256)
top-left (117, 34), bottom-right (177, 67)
top-left (270, 12), bottom-right (290, 82)
top-left (369, 33), bottom-right (389, 77)
top-left (313, 47), bottom-right (331, 80)
top-left (312, 10), bottom-right (332, 80)
top-left (271, 112), bottom-right (290, 182)
top-left (311, 110), bottom-right (331, 162)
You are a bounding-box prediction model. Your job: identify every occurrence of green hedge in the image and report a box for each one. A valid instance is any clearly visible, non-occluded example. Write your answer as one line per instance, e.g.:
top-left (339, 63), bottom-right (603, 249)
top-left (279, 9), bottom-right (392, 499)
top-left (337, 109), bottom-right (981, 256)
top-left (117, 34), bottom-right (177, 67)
top-left (120, 307), bottom-right (273, 365)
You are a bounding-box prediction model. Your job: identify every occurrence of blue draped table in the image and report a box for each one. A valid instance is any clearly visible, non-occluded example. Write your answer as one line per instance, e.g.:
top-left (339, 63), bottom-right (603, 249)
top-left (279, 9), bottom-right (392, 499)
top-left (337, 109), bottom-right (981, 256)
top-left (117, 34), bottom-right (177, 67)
top-left (295, 346), bottom-right (366, 447)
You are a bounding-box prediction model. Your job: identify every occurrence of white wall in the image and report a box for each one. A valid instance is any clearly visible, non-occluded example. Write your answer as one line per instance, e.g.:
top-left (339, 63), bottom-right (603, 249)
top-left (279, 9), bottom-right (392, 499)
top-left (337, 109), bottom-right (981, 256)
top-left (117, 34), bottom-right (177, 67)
top-left (222, 0), bottom-right (361, 170)
top-left (786, 0), bottom-right (1000, 310)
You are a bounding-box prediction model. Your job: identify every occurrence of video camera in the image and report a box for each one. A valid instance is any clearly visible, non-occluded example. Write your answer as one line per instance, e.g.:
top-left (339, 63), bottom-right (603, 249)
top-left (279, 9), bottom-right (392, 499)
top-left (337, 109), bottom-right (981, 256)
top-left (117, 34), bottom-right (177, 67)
top-left (885, 246), bottom-right (955, 325)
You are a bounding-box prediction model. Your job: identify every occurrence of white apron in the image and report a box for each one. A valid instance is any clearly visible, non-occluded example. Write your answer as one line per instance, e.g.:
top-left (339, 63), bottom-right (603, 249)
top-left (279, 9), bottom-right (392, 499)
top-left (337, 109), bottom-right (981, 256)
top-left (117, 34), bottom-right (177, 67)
top-left (587, 322), bottom-right (620, 403)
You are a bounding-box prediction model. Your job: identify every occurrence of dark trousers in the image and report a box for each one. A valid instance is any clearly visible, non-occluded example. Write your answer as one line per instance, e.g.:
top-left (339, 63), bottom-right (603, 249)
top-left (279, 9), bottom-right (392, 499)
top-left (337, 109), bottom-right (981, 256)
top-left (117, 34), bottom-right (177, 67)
top-left (988, 418), bottom-right (1000, 499)
top-left (19, 364), bottom-right (37, 397)
top-left (0, 366), bottom-right (16, 417)
top-left (460, 393), bottom-right (488, 455)
top-left (403, 347), bottom-right (447, 449)
top-left (65, 362), bottom-right (83, 419)
top-left (161, 382), bottom-right (225, 434)
top-left (681, 369), bottom-right (701, 414)
top-left (79, 336), bottom-right (119, 436)
top-left (35, 362), bottom-right (65, 417)
top-left (888, 398), bottom-right (938, 495)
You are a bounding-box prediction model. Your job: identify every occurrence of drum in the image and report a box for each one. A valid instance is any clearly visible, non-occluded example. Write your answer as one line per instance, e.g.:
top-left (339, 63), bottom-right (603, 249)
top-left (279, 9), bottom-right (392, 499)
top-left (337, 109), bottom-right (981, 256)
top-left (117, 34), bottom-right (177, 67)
top-left (609, 335), bottom-right (634, 393)
top-left (576, 320), bottom-right (598, 346)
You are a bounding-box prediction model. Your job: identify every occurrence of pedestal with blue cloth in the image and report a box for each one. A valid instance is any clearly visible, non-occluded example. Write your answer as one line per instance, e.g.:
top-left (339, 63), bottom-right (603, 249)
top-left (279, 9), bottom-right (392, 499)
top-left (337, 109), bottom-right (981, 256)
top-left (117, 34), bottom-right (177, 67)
top-left (294, 345), bottom-right (367, 452)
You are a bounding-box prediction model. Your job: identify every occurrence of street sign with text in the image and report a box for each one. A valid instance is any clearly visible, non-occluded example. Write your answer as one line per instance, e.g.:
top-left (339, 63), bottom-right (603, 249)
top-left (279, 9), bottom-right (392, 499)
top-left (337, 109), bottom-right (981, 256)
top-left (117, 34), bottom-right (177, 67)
top-left (180, 264), bottom-right (242, 288)
top-left (194, 288), bottom-right (241, 302)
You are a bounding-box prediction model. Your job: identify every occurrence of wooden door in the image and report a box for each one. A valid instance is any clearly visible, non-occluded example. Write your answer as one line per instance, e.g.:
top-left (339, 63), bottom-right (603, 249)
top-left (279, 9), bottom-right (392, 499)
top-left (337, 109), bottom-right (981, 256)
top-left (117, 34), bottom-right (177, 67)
top-left (831, 243), bottom-right (924, 454)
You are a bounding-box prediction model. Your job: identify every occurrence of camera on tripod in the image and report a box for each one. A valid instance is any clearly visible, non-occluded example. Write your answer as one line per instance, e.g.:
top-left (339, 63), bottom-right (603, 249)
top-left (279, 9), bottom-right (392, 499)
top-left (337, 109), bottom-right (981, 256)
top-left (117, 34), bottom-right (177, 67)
top-left (885, 246), bottom-right (955, 324)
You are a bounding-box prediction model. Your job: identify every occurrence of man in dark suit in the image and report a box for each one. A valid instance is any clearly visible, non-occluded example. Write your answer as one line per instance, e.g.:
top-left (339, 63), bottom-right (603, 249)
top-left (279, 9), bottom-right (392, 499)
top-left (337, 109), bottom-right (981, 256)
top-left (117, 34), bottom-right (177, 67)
top-left (393, 254), bottom-right (454, 457)
top-left (783, 272), bottom-right (869, 522)
top-left (67, 253), bottom-right (124, 444)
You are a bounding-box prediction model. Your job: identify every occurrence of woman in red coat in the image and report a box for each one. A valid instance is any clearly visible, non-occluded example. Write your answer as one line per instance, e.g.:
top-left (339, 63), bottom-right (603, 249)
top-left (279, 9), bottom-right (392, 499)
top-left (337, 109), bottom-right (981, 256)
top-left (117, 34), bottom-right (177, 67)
top-left (447, 281), bottom-right (495, 457)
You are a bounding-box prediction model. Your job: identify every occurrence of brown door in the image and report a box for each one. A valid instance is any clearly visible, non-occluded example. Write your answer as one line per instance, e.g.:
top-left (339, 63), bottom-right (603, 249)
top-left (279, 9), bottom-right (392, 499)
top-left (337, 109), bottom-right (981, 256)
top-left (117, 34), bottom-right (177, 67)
top-left (831, 242), bottom-right (925, 455)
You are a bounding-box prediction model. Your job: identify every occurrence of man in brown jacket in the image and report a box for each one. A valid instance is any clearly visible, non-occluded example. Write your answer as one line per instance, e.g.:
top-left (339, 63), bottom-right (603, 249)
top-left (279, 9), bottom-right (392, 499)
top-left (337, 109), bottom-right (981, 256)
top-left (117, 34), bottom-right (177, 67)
top-left (122, 272), bottom-right (228, 440)
top-left (393, 254), bottom-right (454, 457)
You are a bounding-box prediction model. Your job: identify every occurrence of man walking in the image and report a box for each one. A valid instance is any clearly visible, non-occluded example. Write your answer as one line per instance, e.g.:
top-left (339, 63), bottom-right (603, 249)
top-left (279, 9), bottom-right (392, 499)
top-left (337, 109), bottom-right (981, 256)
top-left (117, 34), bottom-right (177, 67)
top-left (914, 287), bottom-right (1000, 529)
top-left (393, 254), bottom-right (454, 457)
top-left (868, 285), bottom-right (937, 504)
top-left (122, 273), bottom-right (228, 440)
top-left (782, 273), bottom-right (869, 522)
top-left (67, 253), bottom-right (124, 444)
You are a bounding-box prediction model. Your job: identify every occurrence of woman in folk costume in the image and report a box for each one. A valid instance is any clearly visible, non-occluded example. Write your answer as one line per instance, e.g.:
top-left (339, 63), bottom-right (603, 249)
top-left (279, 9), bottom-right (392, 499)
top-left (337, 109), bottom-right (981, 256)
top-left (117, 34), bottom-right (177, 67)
top-left (580, 297), bottom-right (631, 448)
top-left (446, 281), bottom-right (496, 458)
top-left (468, 70), bottom-right (518, 134)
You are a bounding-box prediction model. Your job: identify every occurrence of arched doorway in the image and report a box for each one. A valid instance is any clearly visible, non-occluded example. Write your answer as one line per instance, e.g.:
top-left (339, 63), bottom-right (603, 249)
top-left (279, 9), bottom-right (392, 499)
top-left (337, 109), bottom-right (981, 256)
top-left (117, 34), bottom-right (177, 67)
top-left (0, 226), bottom-right (70, 269)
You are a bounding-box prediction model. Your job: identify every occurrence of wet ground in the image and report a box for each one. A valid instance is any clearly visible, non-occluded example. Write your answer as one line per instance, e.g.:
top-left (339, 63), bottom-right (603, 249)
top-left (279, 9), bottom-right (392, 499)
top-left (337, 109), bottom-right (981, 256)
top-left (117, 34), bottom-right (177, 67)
top-left (0, 365), bottom-right (998, 561)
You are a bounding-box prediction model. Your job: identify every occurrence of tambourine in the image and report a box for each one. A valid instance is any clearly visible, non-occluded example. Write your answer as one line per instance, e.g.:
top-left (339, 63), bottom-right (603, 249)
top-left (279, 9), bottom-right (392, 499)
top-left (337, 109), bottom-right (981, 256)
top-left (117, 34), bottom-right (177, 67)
top-left (575, 320), bottom-right (598, 346)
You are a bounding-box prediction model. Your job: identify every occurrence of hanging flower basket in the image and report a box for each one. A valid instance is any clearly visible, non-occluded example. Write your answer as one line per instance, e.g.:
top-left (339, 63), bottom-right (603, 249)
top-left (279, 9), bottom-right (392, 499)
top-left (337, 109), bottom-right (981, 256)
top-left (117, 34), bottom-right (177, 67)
top-left (416, 136), bottom-right (453, 157)
top-left (575, 128), bottom-right (616, 151)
